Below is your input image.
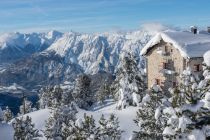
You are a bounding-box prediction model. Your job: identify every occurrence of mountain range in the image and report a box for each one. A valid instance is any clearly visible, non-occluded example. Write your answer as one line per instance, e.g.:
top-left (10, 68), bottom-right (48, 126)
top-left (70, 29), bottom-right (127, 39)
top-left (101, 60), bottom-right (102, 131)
top-left (0, 29), bottom-right (153, 93)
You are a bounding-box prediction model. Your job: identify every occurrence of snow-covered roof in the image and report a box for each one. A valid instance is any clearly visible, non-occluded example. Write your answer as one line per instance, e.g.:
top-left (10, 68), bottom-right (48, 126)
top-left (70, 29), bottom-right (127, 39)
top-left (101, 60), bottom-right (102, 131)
top-left (141, 31), bottom-right (210, 58)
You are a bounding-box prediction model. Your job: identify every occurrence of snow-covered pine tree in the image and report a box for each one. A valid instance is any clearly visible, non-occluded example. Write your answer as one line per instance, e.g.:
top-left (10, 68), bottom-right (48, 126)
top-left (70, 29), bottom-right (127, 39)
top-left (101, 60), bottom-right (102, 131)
top-left (38, 85), bottom-right (66, 109)
top-left (3, 106), bottom-right (13, 122)
top-left (73, 113), bottom-right (99, 140)
top-left (96, 83), bottom-right (111, 104)
top-left (44, 108), bottom-right (62, 139)
top-left (18, 98), bottom-right (32, 116)
top-left (133, 83), bottom-right (165, 140)
top-left (198, 53), bottom-right (210, 95)
top-left (73, 74), bottom-right (93, 109)
top-left (113, 53), bottom-right (146, 109)
top-left (0, 107), bottom-right (3, 122)
top-left (98, 114), bottom-right (107, 138)
top-left (38, 86), bottom-right (55, 109)
top-left (44, 103), bottom-right (77, 139)
top-left (180, 67), bottom-right (200, 104)
top-left (98, 114), bottom-right (123, 140)
top-left (160, 65), bottom-right (210, 139)
top-left (12, 116), bottom-right (40, 140)
top-left (61, 90), bottom-right (74, 106)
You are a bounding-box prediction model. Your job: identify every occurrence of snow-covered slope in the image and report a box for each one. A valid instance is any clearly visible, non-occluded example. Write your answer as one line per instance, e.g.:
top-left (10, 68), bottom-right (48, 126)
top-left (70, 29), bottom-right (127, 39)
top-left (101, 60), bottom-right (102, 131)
top-left (0, 103), bottom-right (139, 140)
top-left (46, 30), bottom-right (151, 74)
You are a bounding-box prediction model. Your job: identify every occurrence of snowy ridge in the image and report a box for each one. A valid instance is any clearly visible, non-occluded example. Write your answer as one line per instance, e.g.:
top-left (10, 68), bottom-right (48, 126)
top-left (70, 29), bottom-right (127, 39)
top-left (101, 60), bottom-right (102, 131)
top-left (0, 30), bottom-right (63, 64)
top-left (0, 83), bottom-right (26, 94)
top-left (46, 30), bottom-right (151, 74)
top-left (0, 30), bottom-right (62, 49)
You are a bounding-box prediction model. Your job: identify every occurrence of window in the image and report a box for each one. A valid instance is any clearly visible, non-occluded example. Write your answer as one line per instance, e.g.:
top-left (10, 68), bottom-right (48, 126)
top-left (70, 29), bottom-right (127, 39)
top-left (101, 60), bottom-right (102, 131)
top-left (162, 62), bottom-right (167, 69)
top-left (165, 46), bottom-right (168, 53)
top-left (171, 49), bottom-right (173, 53)
top-left (155, 79), bottom-right (160, 85)
top-left (193, 64), bottom-right (200, 72)
top-left (173, 82), bottom-right (177, 87)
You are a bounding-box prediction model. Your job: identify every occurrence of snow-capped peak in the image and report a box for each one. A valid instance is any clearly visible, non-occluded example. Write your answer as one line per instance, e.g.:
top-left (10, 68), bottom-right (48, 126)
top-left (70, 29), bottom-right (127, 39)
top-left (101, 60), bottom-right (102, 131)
top-left (45, 30), bottom-right (63, 41)
top-left (46, 29), bottom-right (153, 74)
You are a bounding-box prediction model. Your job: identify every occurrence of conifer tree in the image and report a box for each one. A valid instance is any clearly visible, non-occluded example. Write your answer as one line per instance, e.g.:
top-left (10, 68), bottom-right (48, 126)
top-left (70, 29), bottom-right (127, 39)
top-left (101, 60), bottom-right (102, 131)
top-left (3, 106), bottom-right (13, 122)
top-left (159, 66), bottom-right (210, 139)
top-left (0, 107), bottom-right (3, 122)
top-left (73, 74), bottom-right (93, 109)
top-left (38, 86), bottom-right (56, 109)
top-left (38, 85), bottom-right (69, 109)
top-left (98, 114), bottom-right (123, 140)
top-left (179, 68), bottom-right (200, 104)
top-left (133, 84), bottom-right (165, 140)
top-left (113, 53), bottom-right (146, 109)
top-left (19, 98), bottom-right (32, 116)
top-left (72, 113), bottom-right (99, 140)
top-left (96, 83), bottom-right (111, 104)
top-left (61, 90), bottom-right (74, 106)
top-left (12, 116), bottom-right (40, 140)
top-left (44, 103), bottom-right (77, 139)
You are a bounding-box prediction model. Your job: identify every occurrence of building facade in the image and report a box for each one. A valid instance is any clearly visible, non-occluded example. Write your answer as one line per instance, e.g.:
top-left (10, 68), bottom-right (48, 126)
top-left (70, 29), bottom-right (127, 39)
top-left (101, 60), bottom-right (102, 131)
top-left (141, 31), bottom-right (210, 92)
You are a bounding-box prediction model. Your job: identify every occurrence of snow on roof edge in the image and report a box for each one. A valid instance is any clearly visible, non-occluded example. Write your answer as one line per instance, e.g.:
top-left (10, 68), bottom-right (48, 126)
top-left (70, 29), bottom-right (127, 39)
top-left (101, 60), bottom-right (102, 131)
top-left (140, 33), bottom-right (161, 55)
top-left (140, 32), bottom-right (189, 58)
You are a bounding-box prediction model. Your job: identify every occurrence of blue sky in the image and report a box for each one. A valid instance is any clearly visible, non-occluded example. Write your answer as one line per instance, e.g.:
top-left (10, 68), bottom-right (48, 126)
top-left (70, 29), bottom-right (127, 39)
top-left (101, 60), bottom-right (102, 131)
top-left (0, 0), bottom-right (210, 33)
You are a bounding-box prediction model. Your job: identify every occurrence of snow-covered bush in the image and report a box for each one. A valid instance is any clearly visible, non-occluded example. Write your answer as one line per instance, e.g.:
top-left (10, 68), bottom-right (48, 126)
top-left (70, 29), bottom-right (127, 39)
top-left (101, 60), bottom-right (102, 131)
top-left (12, 116), bottom-right (40, 140)
top-left (73, 74), bottom-right (93, 109)
top-left (112, 53), bottom-right (146, 109)
top-left (3, 106), bottom-right (13, 123)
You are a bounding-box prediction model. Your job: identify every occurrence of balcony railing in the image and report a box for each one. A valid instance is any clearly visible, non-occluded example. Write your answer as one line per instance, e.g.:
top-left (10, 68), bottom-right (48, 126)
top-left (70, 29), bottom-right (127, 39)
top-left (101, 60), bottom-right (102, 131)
top-left (159, 69), bottom-right (176, 75)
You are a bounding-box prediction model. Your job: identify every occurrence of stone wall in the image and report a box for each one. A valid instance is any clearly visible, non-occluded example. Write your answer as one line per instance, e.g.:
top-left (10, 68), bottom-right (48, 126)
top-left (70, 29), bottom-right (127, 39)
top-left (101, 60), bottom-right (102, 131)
top-left (146, 40), bottom-right (185, 92)
top-left (188, 57), bottom-right (204, 80)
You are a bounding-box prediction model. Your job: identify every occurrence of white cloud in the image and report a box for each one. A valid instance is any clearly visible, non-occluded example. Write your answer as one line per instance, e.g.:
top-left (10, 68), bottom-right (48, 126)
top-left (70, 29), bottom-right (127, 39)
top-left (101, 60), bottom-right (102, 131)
top-left (140, 22), bottom-right (172, 33)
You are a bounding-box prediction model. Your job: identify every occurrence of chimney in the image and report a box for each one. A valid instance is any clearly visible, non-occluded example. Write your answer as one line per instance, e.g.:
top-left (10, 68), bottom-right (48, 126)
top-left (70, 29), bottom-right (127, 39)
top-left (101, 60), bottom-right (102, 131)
top-left (208, 27), bottom-right (210, 33)
top-left (190, 26), bottom-right (197, 34)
